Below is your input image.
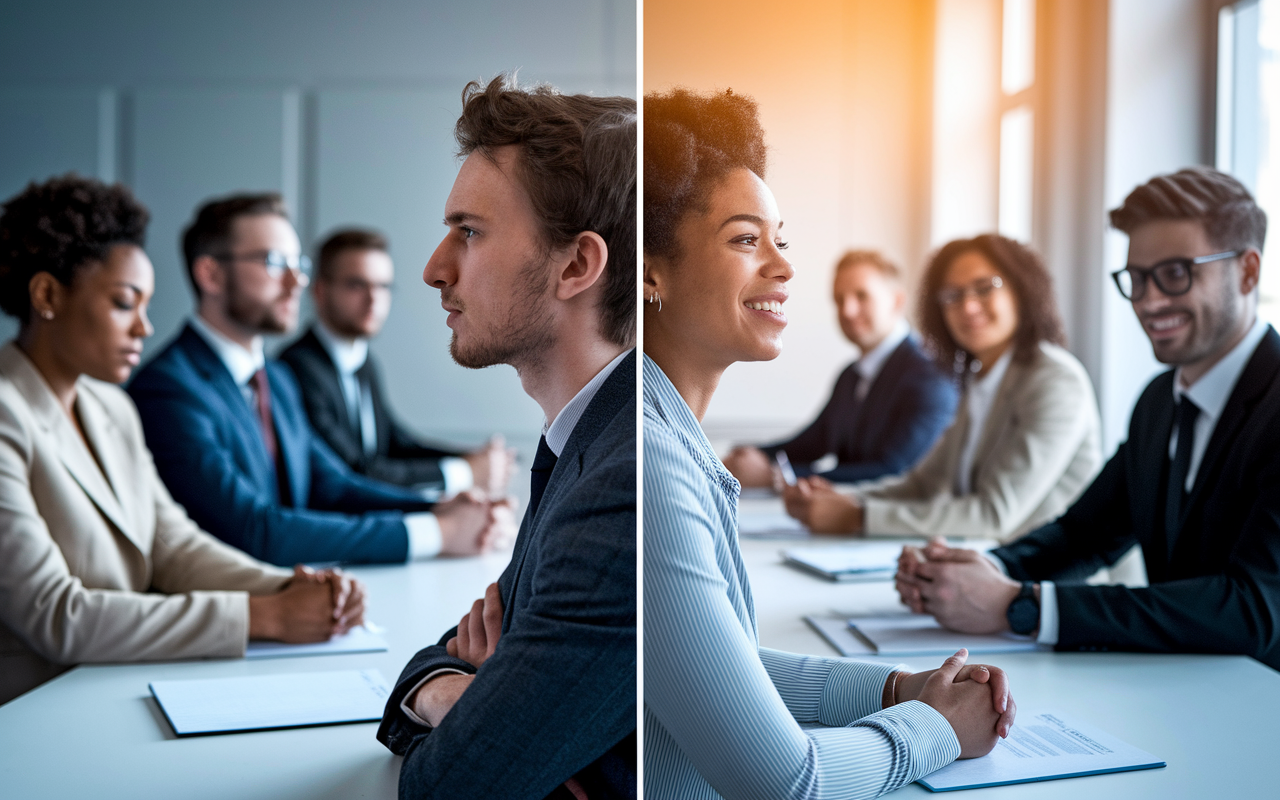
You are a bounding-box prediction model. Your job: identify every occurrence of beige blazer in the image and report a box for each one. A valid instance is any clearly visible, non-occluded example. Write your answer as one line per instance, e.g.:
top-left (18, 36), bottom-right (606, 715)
top-left (857, 341), bottom-right (1102, 543)
top-left (0, 343), bottom-right (289, 704)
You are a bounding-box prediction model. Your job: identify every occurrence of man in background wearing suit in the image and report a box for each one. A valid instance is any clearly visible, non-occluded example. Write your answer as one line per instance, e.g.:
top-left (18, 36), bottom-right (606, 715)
top-left (129, 194), bottom-right (511, 566)
top-left (279, 228), bottom-right (512, 497)
top-left (895, 167), bottom-right (1280, 669)
top-left (723, 250), bottom-right (957, 486)
top-left (376, 76), bottom-right (636, 799)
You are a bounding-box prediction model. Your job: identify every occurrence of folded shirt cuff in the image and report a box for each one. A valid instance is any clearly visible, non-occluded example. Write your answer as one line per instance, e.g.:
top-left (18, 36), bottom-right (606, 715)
top-left (440, 457), bottom-right (474, 495)
top-left (820, 659), bottom-right (899, 725)
top-left (404, 513), bottom-right (442, 560)
top-left (398, 668), bottom-right (469, 727)
top-left (852, 700), bottom-right (961, 785)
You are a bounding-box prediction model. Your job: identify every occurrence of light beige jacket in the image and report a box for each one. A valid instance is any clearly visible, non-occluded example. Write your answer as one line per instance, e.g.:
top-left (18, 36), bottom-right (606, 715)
top-left (0, 343), bottom-right (289, 704)
top-left (857, 341), bottom-right (1102, 543)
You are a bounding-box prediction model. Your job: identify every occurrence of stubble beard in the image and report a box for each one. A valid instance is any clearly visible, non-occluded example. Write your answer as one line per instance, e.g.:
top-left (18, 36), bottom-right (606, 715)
top-left (226, 269), bottom-right (294, 335)
top-left (448, 253), bottom-right (558, 371)
top-left (1153, 272), bottom-right (1243, 367)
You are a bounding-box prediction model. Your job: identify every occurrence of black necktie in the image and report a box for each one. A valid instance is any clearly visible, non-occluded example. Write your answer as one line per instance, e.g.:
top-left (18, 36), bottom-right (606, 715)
top-left (1165, 396), bottom-right (1200, 544)
top-left (528, 435), bottom-right (558, 520)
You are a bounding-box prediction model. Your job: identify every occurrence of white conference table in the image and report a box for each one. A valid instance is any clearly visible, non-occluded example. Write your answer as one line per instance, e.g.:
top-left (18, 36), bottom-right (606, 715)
top-left (0, 549), bottom-right (511, 800)
top-left (740, 534), bottom-right (1280, 799)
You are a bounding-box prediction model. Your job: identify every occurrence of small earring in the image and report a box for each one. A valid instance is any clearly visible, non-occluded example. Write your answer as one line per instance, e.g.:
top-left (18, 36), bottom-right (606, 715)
top-left (647, 292), bottom-right (662, 312)
top-left (41, 310), bottom-right (53, 321)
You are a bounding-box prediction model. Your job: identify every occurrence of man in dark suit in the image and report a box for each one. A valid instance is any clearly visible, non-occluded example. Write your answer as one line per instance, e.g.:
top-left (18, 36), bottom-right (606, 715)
top-left (129, 194), bottom-right (510, 566)
top-left (723, 250), bottom-right (957, 486)
top-left (279, 228), bottom-right (512, 497)
top-left (376, 76), bottom-right (636, 799)
top-left (895, 167), bottom-right (1280, 669)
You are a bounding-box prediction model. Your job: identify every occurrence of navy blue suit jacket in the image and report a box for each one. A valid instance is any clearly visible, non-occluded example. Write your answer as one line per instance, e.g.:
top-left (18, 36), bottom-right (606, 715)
top-left (129, 324), bottom-right (431, 566)
top-left (763, 336), bottom-right (957, 482)
top-left (994, 327), bottom-right (1280, 669)
top-left (378, 351), bottom-right (637, 800)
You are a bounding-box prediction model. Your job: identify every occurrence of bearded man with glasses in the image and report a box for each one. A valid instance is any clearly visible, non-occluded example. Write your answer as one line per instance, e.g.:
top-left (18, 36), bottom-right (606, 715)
top-left (129, 193), bottom-right (513, 567)
top-left (894, 166), bottom-right (1280, 669)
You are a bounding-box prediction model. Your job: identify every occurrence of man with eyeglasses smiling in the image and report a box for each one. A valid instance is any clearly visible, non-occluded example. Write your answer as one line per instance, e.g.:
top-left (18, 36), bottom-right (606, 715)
top-left (894, 166), bottom-right (1280, 670)
top-left (129, 193), bottom-right (512, 569)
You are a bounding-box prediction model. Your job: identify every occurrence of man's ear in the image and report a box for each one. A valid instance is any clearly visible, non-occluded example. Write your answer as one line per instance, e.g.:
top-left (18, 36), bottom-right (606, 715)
top-left (554, 231), bottom-right (608, 301)
top-left (192, 254), bottom-right (227, 299)
top-left (1239, 248), bottom-right (1262, 295)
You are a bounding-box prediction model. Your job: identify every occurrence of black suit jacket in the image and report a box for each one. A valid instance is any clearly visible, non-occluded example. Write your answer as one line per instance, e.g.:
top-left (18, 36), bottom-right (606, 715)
top-left (762, 336), bottom-right (958, 482)
top-left (279, 327), bottom-right (462, 490)
top-left (377, 351), bottom-right (637, 800)
top-left (993, 327), bottom-right (1280, 669)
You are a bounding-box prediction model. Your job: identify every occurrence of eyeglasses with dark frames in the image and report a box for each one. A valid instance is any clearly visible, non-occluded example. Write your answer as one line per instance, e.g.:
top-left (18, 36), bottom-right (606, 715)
top-left (215, 250), bottom-right (313, 283)
top-left (937, 275), bottom-right (1004, 308)
top-left (1111, 250), bottom-right (1240, 301)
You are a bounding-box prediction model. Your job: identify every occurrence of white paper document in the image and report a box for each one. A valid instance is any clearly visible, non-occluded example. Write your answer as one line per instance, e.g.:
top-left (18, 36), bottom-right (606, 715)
top-left (737, 495), bottom-right (809, 538)
top-left (149, 668), bottom-right (390, 736)
top-left (782, 543), bottom-right (905, 581)
top-left (244, 623), bottom-right (388, 659)
top-left (919, 710), bottom-right (1165, 791)
top-left (848, 613), bottom-right (1044, 656)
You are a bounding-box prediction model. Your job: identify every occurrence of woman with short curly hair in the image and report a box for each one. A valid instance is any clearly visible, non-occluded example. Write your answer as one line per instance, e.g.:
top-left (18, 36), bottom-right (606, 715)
top-left (0, 174), bottom-right (360, 704)
top-left (642, 90), bottom-right (1017, 800)
top-left (783, 233), bottom-right (1103, 544)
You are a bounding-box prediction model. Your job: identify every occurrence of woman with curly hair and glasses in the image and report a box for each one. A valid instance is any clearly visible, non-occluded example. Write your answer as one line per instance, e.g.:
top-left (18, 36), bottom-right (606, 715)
top-left (0, 174), bottom-right (361, 704)
top-left (642, 89), bottom-right (1017, 800)
top-left (783, 234), bottom-right (1103, 544)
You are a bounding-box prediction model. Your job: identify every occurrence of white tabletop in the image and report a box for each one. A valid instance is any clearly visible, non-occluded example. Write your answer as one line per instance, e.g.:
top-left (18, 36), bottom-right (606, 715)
top-left (739, 535), bottom-right (1280, 798)
top-left (0, 550), bottom-right (511, 800)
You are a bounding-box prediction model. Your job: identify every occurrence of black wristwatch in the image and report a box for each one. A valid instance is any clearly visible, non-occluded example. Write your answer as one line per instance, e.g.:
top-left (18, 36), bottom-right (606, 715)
top-left (1006, 581), bottom-right (1039, 636)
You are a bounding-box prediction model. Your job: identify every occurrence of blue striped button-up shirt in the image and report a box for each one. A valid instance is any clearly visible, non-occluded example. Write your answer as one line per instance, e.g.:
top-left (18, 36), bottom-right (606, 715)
top-left (643, 355), bottom-right (960, 799)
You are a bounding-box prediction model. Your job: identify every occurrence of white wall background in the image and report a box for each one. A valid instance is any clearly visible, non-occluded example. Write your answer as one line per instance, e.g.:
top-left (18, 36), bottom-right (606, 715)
top-left (645, 0), bottom-right (934, 445)
top-left (0, 0), bottom-right (636, 448)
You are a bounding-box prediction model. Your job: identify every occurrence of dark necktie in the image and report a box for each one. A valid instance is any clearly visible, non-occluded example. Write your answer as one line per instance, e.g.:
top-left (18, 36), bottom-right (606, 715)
top-left (250, 368), bottom-right (278, 463)
top-left (251, 368), bottom-right (291, 505)
top-left (1165, 396), bottom-right (1200, 544)
top-left (528, 435), bottom-right (558, 520)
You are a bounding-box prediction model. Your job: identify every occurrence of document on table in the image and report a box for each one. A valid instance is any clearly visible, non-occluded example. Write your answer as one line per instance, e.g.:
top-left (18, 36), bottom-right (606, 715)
top-left (244, 623), bottom-right (388, 659)
top-left (847, 613), bottom-right (1044, 656)
top-left (782, 543), bottom-right (905, 581)
top-left (149, 669), bottom-right (390, 736)
top-left (737, 495), bottom-right (809, 538)
top-left (919, 710), bottom-right (1165, 791)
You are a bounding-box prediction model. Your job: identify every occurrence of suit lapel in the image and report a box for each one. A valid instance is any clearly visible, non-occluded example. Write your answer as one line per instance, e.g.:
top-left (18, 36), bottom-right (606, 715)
top-left (2, 348), bottom-right (141, 548)
top-left (848, 341), bottom-right (908, 437)
top-left (180, 327), bottom-right (277, 481)
top-left (503, 351), bottom-right (636, 612)
top-left (1175, 328), bottom-right (1280, 551)
top-left (73, 386), bottom-right (146, 546)
top-left (967, 360), bottom-right (1021, 489)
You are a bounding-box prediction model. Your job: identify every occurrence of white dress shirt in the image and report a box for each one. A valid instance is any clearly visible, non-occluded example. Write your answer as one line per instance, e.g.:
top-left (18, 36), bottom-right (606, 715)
top-left (189, 317), bottom-right (441, 560)
top-left (399, 347), bottom-right (633, 725)
top-left (312, 322), bottom-right (473, 494)
top-left (993, 315), bottom-right (1270, 644)
top-left (852, 319), bottom-right (911, 403)
top-left (955, 348), bottom-right (1014, 496)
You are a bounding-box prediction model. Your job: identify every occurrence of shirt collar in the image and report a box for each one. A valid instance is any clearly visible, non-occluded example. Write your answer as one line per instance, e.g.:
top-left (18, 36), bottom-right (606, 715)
top-left (313, 321), bottom-right (369, 376)
top-left (543, 348), bottom-right (631, 457)
top-left (855, 318), bottom-right (911, 382)
top-left (189, 315), bottom-right (265, 386)
top-left (1173, 316), bottom-right (1269, 422)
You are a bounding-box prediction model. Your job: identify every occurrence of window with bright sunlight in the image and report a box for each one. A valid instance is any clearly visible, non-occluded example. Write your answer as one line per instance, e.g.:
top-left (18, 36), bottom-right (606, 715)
top-left (998, 0), bottom-right (1035, 244)
top-left (1218, 0), bottom-right (1279, 326)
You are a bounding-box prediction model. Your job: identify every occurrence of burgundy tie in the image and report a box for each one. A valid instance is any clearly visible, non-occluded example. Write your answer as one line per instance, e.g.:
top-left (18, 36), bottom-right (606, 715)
top-left (251, 368), bottom-right (278, 463)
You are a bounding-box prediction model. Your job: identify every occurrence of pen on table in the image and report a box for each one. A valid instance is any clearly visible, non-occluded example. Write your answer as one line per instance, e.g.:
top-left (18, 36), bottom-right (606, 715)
top-left (775, 451), bottom-right (797, 487)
